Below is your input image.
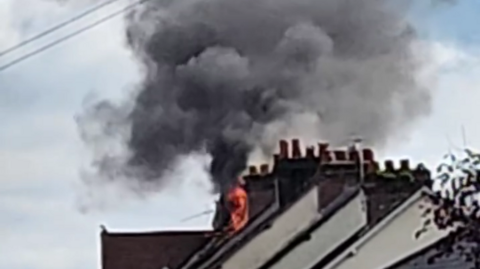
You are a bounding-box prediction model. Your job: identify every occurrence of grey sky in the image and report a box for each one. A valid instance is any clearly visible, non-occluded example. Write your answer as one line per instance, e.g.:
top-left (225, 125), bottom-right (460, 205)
top-left (0, 1), bottom-right (479, 269)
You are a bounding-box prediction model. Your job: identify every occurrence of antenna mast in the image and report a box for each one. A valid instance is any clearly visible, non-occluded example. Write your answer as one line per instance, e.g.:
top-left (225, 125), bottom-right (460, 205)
top-left (350, 136), bottom-right (364, 185)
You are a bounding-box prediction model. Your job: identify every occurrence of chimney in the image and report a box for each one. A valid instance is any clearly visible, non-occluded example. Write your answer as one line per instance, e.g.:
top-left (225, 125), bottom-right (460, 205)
top-left (260, 164), bottom-right (269, 175)
top-left (363, 148), bottom-right (374, 162)
top-left (291, 139), bottom-right (301, 158)
top-left (279, 140), bottom-right (289, 159)
top-left (318, 143), bottom-right (331, 162)
top-left (400, 159), bottom-right (410, 171)
top-left (273, 153), bottom-right (280, 167)
top-left (249, 166), bottom-right (258, 175)
top-left (319, 143), bottom-right (328, 155)
top-left (306, 146), bottom-right (315, 158)
top-left (385, 160), bottom-right (395, 172)
top-left (333, 150), bottom-right (347, 161)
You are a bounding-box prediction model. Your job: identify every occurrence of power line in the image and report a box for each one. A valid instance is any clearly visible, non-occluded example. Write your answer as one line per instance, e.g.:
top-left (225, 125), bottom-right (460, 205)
top-left (0, 0), bottom-right (147, 72)
top-left (0, 0), bottom-right (121, 58)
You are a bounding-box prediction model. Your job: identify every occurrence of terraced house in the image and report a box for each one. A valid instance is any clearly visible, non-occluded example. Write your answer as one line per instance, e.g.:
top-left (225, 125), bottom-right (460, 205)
top-left (100, 139), bottom-right (473, 269)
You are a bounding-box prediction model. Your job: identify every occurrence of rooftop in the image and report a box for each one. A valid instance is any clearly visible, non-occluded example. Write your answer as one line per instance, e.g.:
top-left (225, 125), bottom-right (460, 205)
top-left (100, 139), bottom-right (432, 269)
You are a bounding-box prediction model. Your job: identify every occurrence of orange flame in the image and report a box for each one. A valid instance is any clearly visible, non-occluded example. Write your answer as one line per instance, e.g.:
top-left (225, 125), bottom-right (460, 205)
top-left (227, 183), bottom-right (249, 234)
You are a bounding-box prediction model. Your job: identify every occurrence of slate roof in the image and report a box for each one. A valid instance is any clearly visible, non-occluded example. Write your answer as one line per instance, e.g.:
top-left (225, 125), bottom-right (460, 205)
top-left (258, 185), bottom-right (362, 269)
top-left (100, 139), bottom-right (433, 269)
top-left (258, 165), bottom-right (431, 269)
top-left (266, 160), bottom-right (427, 269)
top-left (176, 160), bottom-right (322, 269)
top-left (184, 166), bottom-right (352, 269)
top-left (364, 172), bottom-right (426, 227)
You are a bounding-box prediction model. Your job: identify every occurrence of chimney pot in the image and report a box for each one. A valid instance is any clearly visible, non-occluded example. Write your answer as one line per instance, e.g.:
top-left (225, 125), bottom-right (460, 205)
top-left (291, 139), bottom-right (301, 158)
top-left (363, 149), bottom-right (374, 162)
top-left (400, 159), bottom-right (410, 170)
top-left (321, 151), bottom-right (332, 162)
top-left (260, 164), bottom-right (269, 175)
top-left (349, 149), bottom-right (359, 161)
top-left (249, 166), bottom-right (258, 175)
top-left (385, 160), bottom-right (395, 171)
top-left (318, 143), bottom-right (329, 154)
top-left (306, 147), bottom-right (315, 158)
top-left (279, 140), bottom-right (289, 159)
top-left (318, 143), bottom-right (330, 162)
top-left (334, 150), bottom-right (347, 161)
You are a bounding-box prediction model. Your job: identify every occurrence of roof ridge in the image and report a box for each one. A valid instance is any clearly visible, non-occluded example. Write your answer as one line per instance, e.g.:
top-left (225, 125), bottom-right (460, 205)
top-left (102, 230), bottom-right (213, 236)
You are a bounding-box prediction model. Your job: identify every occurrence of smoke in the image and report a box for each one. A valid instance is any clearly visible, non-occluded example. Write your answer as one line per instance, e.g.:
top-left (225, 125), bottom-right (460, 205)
top-left (78, 0), bottom-right (433, 193)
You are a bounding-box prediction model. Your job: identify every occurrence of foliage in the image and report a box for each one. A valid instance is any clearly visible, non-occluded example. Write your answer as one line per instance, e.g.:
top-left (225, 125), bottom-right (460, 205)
top-left (418, 149), bottom-right (480, 266)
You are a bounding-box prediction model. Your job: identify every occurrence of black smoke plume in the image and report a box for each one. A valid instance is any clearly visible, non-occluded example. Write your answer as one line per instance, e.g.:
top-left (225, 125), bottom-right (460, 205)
top-left (78, 0), bottom-right (433, 193)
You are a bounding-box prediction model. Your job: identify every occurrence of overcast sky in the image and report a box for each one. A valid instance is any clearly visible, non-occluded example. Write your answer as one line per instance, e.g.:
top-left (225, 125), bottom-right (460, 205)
top-left (0, 0), bottom-right (479, 269)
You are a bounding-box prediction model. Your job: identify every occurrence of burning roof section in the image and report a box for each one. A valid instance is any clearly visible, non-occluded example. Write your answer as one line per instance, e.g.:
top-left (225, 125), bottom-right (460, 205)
top-left (100, 139), bottom-right (431, 269)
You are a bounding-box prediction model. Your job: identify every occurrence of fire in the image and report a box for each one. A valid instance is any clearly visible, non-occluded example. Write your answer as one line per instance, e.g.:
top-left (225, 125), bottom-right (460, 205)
top-left (227, 178), bottom-right (249, 234)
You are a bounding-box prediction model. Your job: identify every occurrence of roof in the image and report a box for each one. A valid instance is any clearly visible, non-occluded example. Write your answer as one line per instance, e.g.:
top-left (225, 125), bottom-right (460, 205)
top-left (182, 142), bottom-right (373, 269)
top-left (253, 165), bottom-right (429, 269)
top-left (386, 228), bottom-right (475, 269)
top-left (101, 186), bottom-right (276, 269)
top-left (101, 230), bottom-right (211, 269)
top-left (160, 142), bottom-right (341, 269)
top-left (310, 166), bottom-right (430, 269)
top-left (100, 139), bottom-right (432, 269)
top-left (257, 185), bottom-right (362, 269)
top-left (199, 171), bottom-right (356, 269)
top-left (364, 175), bottom-right (424, 227)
